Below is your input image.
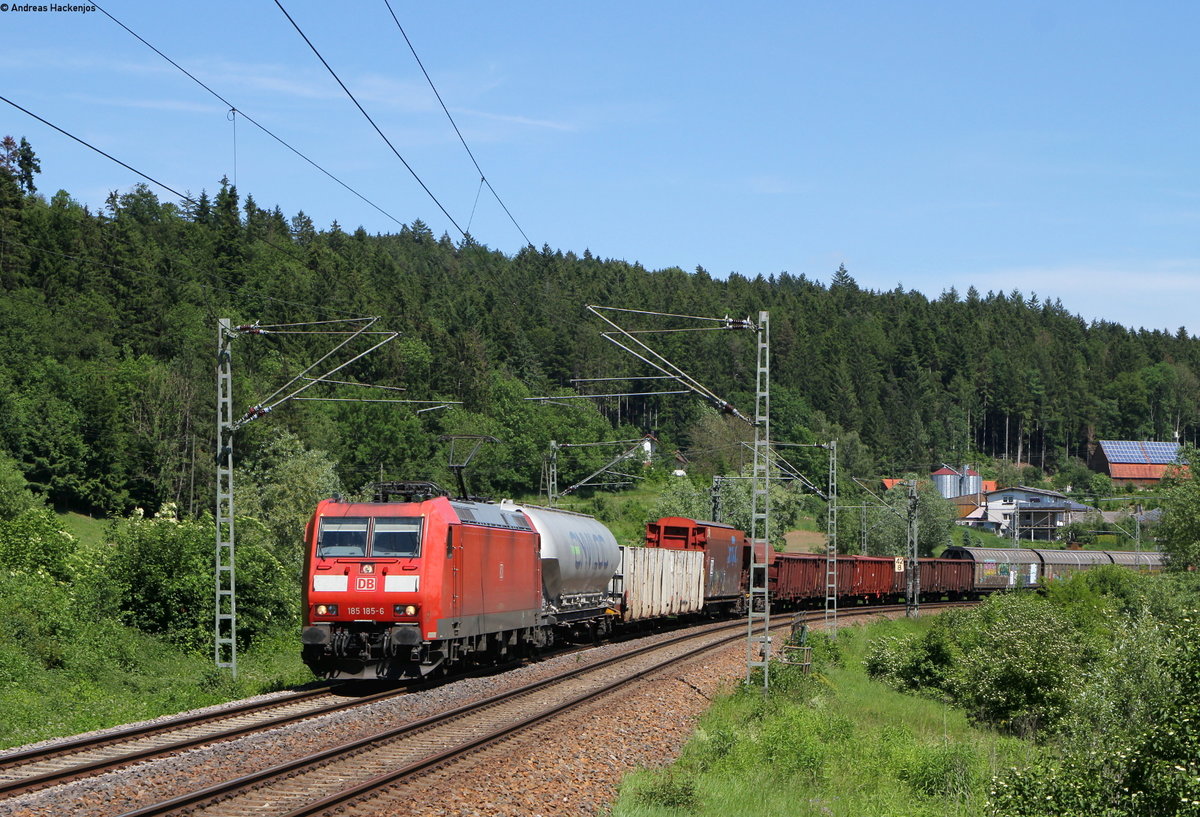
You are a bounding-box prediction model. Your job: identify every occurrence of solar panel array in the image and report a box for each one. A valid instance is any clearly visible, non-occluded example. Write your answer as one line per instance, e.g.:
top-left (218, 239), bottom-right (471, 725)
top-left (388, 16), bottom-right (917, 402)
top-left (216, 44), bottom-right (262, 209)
top-left (1099, 440), bottom-right (1180, 465)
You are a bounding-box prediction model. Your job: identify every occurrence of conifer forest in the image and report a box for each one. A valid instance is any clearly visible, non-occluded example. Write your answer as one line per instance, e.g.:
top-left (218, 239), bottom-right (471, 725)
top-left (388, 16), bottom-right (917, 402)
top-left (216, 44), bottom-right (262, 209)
top-left (2, 138), bottom-right (1199, 519)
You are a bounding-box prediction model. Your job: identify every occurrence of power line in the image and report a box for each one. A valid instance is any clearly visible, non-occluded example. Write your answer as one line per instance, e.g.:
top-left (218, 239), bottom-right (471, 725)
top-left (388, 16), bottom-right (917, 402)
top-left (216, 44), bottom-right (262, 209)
top-left (273, 0), bottom-right (466, 237)
top-left (0, 93), bottom-right (193, 203)
top-left (381, 0), bottom-right (532, 246)
top-left (92, 2), bottom-right (408, 231)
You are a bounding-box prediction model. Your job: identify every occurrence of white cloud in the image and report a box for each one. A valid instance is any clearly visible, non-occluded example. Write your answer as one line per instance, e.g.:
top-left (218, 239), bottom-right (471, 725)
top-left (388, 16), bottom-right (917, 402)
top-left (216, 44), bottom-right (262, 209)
top-left (64, 94), bottom-right (225, 115)
top-left (454, 106), bottom-right (576, 132)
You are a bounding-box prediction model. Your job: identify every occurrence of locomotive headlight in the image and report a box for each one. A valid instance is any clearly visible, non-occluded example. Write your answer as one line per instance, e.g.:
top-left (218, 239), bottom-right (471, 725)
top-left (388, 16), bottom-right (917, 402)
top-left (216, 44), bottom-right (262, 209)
top-left (360, 563), bottom-right (374, 574)
top-left (395, 604), bottom-right (418, 617)
top-left (315, 604), bottom-right (338, 616)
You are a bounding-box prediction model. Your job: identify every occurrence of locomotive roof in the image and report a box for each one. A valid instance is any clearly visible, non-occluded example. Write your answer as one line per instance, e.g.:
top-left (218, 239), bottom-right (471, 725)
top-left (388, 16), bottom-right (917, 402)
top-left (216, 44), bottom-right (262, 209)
top-left (450, 500), bottom-right (533, 531)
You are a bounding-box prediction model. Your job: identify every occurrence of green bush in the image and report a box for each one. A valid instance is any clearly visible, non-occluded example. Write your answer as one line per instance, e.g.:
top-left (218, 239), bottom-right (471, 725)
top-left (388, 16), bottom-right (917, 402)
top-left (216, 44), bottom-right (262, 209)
top-left (105, 511), bottom-right (297, 652)
top-left (866, 593), bottom-right (1096, 738)
top-left (899, 741), bottom-right (979, 798)
top-left (631, 770), bottom-right (700, 811)
top-left (0, 507), bottom-right (74, 579)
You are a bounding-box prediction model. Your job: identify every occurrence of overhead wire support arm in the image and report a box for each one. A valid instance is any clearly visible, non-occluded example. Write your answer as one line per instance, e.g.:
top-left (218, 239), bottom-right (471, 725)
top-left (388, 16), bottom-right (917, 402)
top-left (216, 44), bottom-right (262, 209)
top-left (214, 316), bottom-right (400, 678)
top-left (570, 376), bottom-right (678, 383)
top-left (292, 398), bottom-right (461, 406)
top-left (238, 318), bottom-right (400, 428)
top-left (525, 391), bottom-right (688, 401)
top-left (300, 377), bottom-right (406, 392)
top-left (739, 442), bottom-right (827, 500)
top-left (586, 305), bottom-right (757, 426)
top-left (560, 437), bottom-right (656, 497)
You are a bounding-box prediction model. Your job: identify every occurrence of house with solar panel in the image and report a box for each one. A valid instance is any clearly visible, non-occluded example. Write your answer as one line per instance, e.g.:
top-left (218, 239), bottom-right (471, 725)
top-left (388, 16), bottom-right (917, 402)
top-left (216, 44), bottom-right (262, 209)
top-left (1090, 440), bottom-right (1182, 487)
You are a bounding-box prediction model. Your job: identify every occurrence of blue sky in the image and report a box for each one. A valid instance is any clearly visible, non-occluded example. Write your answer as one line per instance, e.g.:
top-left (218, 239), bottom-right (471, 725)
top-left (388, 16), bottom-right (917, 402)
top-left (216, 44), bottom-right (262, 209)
top-left (3, 2), bottom-right (1198, 335)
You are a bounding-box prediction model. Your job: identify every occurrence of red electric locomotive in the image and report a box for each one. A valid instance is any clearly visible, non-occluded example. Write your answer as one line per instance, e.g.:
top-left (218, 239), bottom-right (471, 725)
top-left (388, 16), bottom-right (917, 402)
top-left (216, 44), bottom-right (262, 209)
top-left (302, 482), bottom-right (620, 680)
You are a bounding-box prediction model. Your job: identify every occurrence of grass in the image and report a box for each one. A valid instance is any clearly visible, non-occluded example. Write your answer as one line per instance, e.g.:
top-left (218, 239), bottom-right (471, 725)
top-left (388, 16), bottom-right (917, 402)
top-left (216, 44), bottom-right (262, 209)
top-left (56, 511), bottom-right (109, 549)
top-left (0, 626), bottom-right (315, 750)
top-left (612, 616), bottom-right (1034, 817)
top-left (0, 512), bottom-right (318, 750)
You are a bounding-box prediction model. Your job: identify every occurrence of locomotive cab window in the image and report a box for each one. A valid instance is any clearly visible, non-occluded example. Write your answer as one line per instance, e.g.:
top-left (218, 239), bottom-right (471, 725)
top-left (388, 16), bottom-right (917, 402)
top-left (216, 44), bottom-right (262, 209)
top-left (371, 518), bottom-right (422, 557)
top-left (317, 518), bottom-right (369, 557)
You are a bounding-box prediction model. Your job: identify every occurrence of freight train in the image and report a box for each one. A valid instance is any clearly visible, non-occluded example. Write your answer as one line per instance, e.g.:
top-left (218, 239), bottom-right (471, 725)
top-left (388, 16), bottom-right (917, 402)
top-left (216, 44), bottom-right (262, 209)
top-left (300, 487), bottom-right (1162, 681)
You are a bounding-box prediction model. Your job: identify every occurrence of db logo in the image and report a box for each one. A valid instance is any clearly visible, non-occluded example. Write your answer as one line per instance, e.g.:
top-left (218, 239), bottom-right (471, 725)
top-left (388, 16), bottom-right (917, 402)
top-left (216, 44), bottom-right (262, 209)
top-left (356, 577), bottom-right (377, 591)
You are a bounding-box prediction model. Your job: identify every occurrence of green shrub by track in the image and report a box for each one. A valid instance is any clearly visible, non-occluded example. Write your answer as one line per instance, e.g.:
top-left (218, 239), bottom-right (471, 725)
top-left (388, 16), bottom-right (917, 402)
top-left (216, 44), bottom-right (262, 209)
top-left (612, 617), bottom-right (1033, 817)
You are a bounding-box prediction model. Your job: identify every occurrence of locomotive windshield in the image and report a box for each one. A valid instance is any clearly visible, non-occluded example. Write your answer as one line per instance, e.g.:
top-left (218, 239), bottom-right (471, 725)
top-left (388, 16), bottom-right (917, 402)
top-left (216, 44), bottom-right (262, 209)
top-left (317, 517), bottom-right (368, 556)
top-left (371, 518), bottom-right (422, 557)
top-left (316, 516), bottom-right (422, 557)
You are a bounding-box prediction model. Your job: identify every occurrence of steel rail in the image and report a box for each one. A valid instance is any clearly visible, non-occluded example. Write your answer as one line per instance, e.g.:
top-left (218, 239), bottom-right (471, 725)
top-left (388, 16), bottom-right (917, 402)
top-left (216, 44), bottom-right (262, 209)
top-left (0, 686), bottom-right (414, 797)
top-left (117, 604), bottom-right (973, 817)
top-left (114, 620), bottom-right (750, 817)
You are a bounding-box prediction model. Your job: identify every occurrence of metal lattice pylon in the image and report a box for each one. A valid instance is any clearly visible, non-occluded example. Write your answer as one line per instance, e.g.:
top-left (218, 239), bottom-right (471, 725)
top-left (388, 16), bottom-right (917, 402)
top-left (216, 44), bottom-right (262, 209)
top-left (746, 311), bottom-right (771, 690)
top-left (542, 441), bottom-right (559, 505)
top-left (825, 440), bottom-right (838, 629)
top-left (215, 319), bottom-right (237, 677)
top-left (906, 480), bottom-right (921, 618)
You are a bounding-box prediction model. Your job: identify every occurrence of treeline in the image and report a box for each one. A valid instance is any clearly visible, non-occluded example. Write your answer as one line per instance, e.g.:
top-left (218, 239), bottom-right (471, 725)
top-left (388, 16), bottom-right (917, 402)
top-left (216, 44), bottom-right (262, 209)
top-left (2, 138), bottom-right (1199, 517)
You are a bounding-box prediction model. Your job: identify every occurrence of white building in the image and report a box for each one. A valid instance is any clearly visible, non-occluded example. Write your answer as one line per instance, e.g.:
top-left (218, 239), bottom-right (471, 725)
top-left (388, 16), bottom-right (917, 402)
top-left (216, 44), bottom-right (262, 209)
top-left (974, 486), bottom-right (1096, 541)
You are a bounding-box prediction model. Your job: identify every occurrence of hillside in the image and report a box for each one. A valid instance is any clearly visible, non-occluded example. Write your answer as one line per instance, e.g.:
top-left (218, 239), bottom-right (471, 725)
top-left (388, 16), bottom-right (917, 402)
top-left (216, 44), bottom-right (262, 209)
top-left (2, 144), bottom-right (1198, 518)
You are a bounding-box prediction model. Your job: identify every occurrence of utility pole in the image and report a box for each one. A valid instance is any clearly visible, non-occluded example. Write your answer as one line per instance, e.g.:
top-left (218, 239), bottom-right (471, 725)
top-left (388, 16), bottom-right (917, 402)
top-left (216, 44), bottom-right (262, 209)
top-left (583, 304), bottom-right (765, 687)
top-left (851, 476), bottom-right (920, 617)
top-left (906, 480), bottom-right (920, 618)
top-left (825, 440), bottom-right (838, 630)
top-left (746, 312), bottom-right (771, 690)
top-left (213, 317), bottom-right (398, 677)
top-left (215, 320), bottom-right (237, 676)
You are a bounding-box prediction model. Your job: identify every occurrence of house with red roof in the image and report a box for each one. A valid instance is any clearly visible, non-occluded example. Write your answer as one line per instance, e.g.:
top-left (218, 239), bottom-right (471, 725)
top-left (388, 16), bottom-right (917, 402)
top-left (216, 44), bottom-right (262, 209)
top-left (1090, 440), bottom-right (1182, 487)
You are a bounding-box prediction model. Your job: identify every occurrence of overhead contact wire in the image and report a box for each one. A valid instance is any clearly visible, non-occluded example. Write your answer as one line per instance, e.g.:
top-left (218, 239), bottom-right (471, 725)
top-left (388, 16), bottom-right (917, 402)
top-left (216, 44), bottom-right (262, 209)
top-left (93, 2), bottom-right (407, 230)
top-left (382, 0), bottom-right (532, 246)
top-left (0, 94), bottom-right (192, 202)
top-left (273, 0), bottom-right (466, 237)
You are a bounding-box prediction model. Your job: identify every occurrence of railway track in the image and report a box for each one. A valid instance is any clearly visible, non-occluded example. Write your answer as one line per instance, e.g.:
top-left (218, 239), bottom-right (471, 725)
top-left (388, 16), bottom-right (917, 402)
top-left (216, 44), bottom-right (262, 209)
top-left (2, 602), bottom-right (970, 817)
top-left (0, 685), bottom-right (405, 797)
top-left (114, 619), bottom-right (751, 817)
top-left (117, 604), bottom-right (964, 817)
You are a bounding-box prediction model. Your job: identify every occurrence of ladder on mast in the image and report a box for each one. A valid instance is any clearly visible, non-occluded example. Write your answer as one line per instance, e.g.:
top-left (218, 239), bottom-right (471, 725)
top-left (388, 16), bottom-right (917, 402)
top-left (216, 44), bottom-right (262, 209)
top-left (746, 311), bottom-right (771, 690)
top-left (215, 319), bottom-right (237, 677)
top-left (825, 440), bottom-right (838, 629)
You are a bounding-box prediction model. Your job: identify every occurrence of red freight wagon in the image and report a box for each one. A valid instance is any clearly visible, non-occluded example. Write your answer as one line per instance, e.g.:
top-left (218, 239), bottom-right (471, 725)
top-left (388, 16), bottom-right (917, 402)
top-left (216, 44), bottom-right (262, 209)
top-left (646, 517), bottom-right (757, 613)
top-left (838, 555), bottom-right (896, 600)
top-left (920, 558), bottom-right (973, 599)
top-left (772, 553), bottom-right (824, 605)
top-left (772, 554), bottom-right (896, 604)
